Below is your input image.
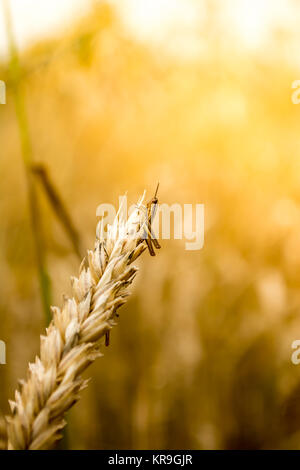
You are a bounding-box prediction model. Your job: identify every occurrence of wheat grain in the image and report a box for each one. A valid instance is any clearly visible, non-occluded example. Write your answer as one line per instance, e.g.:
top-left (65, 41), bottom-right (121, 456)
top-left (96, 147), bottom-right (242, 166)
top-left (5, 194), bottom-right (157, 450)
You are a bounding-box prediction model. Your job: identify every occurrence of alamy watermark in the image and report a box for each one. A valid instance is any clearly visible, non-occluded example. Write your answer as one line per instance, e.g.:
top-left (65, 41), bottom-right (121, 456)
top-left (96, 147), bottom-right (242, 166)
top-left (291, 80), bottom-right (300, 104)
top-left (291, 340), bottom-right (300, 364)
top-left (96, 196), bottom-right (205, 251)
top-left (0, 340), bottom-right (6, 364)
top-left (0, 80), bottom-right (6, 104)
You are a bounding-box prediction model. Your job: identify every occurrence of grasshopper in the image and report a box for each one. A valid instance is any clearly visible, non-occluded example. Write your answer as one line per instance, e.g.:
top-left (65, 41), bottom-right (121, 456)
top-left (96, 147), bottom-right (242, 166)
top-left (144, 182), bottom-right (161, 256)
top-left (105, 185), bottom-right (161, 347)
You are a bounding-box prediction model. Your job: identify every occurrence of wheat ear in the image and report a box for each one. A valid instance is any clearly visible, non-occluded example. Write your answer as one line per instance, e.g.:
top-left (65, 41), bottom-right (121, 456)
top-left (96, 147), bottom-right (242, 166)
top-left (5, 194), bottom-right (155, 450)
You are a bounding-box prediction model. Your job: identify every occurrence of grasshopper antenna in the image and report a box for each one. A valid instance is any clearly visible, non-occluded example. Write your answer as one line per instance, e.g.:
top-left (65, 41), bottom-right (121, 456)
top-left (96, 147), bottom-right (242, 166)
top-left (154, 182), bottom-right (160, 200)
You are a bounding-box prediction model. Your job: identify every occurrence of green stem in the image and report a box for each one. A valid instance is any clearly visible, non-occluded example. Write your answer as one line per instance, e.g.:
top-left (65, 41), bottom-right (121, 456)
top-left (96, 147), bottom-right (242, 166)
top-left (2, 0), bottom-right (51, 323)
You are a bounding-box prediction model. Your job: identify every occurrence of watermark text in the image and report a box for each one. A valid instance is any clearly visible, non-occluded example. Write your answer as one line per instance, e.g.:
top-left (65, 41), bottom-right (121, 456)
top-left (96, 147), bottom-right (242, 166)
top-left (96, 196), bottom-right (204, 251)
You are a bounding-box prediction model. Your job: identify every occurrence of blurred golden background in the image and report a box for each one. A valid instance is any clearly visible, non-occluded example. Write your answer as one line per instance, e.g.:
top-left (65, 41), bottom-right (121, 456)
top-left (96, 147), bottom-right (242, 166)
top-left (1, 0), bottom-right (300, 449)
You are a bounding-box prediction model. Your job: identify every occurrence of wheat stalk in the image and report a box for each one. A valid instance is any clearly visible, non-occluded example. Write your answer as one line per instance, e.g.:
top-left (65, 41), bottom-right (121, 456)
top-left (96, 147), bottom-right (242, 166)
top-left (5, 194), bottom-right (157, 450)
top-left (0, 416), bottom-right (8, 450)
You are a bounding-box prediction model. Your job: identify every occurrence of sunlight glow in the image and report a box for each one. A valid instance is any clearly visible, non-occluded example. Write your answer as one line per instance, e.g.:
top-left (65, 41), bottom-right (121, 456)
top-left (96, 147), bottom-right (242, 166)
top-left (0, 0), bottom-right (299, 60)
top-left (227, 0), bottom-right (297, 47)
top-left (112, 0), bottom-right (298, 58)
top-left (0, 0), bottom-right (92, 58)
